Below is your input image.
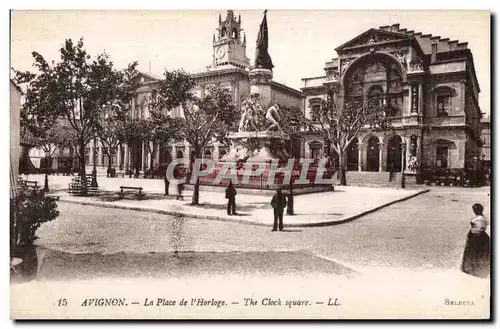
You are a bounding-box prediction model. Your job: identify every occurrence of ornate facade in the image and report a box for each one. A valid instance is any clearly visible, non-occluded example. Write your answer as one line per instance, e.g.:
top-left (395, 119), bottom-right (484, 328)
top-left (107, 10), bottom-right (303, 174)
top-left (301, 23), bottom-right (483, 175)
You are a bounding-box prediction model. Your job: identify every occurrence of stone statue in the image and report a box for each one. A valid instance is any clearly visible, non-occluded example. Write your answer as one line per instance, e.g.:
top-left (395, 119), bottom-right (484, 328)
top-left (265, 103), bottom-right (284, 134)
top-left (238, 94), bottom-right (260, 132)
top-left (254, 10), bottom-right (274, 70)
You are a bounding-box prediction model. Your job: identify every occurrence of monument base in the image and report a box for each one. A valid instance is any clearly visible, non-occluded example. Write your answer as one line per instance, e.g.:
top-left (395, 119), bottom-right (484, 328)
top-left (220, 131), bottom-right (290, 163)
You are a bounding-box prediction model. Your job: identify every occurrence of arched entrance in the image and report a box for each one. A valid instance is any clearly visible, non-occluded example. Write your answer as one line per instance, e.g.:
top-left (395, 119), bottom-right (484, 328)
top-left (366, 136), bottom-right (380, 172)
top-left (387, 135), bottom-right (402, 172)
top-left (347, 138), bottom-right (359, 171)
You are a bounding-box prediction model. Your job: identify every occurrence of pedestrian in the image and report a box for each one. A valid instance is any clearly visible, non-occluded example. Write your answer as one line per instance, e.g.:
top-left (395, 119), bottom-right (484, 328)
top-left (286, 182), bottom-right (294, 215)
top-left (271, 186), bottom-right (287, 232)
top-left (164, 166), bottom-right (170, 196)
top-left (176, 165), bottom-right (185, 201)
top-left (225, 180), bottom-right (237, 215)
top-left (461, 203), bottom-right (490, 278)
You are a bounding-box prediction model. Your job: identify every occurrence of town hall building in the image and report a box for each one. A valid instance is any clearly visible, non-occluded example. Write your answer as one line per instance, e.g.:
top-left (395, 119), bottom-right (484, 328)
top-left (105, 10), bottom-right (303, 174)
top-left (301, 23), bottom-right (483, 176)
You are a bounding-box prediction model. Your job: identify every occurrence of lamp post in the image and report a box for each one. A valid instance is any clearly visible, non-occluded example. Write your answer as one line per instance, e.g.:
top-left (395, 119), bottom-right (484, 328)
top-left (92, 137), bottom-right (98, 187)
top-left (43, 155), bottom-right (50, 192)
top-left (401, 140), bottom-right (406, 189)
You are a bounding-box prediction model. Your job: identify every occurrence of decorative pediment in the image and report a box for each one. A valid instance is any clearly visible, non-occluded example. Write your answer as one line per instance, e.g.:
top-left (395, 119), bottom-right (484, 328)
top-left (335, 29), bottom-right (411, 52)
top-left (137, 72), bottom-right (161, 85)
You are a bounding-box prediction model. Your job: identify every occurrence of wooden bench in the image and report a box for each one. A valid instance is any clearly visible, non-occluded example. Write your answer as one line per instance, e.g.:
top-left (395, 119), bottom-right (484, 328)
top-left (118, 186), bottom-right (145, 200)
top-left (22, 180), bottom-right (38, 188)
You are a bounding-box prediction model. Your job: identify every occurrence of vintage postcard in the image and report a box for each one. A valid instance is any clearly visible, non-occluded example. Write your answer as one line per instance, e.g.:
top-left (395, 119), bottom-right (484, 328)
top-left (9, 9), bottom-right (491, 319)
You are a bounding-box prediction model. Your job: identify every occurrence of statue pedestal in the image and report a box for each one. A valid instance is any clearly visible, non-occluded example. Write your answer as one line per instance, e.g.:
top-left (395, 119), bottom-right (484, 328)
top-left (249, 68), bottom-right (273, 106)
top-left (220, 131), bottom-right (289, 163)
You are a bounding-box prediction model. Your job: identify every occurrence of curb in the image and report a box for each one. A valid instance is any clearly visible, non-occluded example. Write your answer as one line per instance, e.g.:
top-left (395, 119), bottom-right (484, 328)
top-left (285, 188), bottom-right (430, 227)
top-left (56, 188), bottom-right (429, 228)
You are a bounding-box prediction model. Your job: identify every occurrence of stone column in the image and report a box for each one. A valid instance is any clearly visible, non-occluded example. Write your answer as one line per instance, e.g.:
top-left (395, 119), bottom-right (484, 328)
top-left (405, 85), bottom-right (412, 117)
top-left (117, 145), bottom-right (122, 168)
top-left (418, 83), bottom-right (424, 116)
top-left (98, 145), bottom-right (103, 166)
top-left (89, 143), bottom-right (94, 166)
top-left (155, 143), bottom-right (160, 167)
top-left (404, 136), bottom-right (412, 171)
top-left (124, 144), bottom-right (129, 170)
top-left (379, 142), bottom-right (385, 172)
top-left (141, 142), bottom-right (145, 171)
top-left (304, 141), bottom-right (311, 159)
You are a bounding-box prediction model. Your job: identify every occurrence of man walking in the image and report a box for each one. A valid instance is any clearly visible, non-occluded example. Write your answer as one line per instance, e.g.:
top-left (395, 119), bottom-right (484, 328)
top-left (225, 180), bottom-right (237, 215)
top-left (271, 186), bottom-right (287, 231)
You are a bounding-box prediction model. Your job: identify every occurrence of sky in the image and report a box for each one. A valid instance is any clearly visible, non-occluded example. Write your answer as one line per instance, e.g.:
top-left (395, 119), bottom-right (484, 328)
top-left (10, 10), bottom-right (490, 113)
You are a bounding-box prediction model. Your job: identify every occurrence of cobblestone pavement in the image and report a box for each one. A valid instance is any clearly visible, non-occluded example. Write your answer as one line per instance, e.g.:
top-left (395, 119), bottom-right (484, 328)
top-left (36, 187), bottom-right (490, 271)
top-left (22, 174), bottom-right (426, 226)
top-left (13, 187), bottom-right (489, 319)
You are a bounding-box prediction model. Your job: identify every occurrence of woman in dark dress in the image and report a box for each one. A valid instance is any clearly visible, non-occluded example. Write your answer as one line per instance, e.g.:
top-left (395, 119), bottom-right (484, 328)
top-left (461, 203), bottom-right (490, 278)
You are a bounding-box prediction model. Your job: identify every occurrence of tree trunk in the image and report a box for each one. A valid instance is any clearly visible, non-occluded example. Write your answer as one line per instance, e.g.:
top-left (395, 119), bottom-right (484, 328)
top-left (191, 150), bottom-right (200, 205)
top-left (78, 135), bottom-right (87, 195)
top-left (108, 151), bottom-right (113, 173)
top-left (338, 150), bottom-right (347, 186)
top-left (149, 147), bottom-right (156, 174)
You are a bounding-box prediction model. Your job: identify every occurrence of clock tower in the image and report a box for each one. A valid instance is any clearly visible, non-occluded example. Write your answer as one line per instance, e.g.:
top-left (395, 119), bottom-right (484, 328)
top-left (212, 10), bottom-right (250, 69)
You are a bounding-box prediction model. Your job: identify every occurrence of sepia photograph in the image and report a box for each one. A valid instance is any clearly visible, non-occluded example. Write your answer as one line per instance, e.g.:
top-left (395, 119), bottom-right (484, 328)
top-left (9, 8), bottom-right (491, 319)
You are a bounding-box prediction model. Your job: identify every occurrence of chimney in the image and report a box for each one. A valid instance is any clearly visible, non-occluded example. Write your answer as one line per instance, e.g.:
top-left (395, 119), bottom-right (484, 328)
top-left (448, 40), bottom-right (459, 51)
top-left (379, 25), bottom-right (391, 31)
top-left (390, 23), bottom-right (400, 32)
top-left (431, 43), bottom-right (437, 63)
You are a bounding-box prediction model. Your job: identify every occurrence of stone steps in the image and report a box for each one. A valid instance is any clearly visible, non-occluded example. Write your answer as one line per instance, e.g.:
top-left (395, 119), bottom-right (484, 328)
top-left (333, 171), bottom-right (419, 188)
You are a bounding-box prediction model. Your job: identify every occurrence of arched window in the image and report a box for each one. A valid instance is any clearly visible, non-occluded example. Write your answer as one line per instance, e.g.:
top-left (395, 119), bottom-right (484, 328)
top-left (220, 27), bottom-right (226, 38)
top-left (232, 28), bottom-right (238, 39)
top-left (367, 85), bottom-right (384, 107)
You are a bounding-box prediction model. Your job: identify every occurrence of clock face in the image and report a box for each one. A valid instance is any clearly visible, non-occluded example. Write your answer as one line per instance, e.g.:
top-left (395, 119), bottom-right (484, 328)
top-left (216, 47), bottom-right (226, 59)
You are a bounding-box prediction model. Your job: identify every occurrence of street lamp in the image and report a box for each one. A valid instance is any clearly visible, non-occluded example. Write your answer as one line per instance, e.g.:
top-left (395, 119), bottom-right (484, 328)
top-left (92, 137), bottom-right (98, 187)
top-left (401, 140), bottom-right (406, 189)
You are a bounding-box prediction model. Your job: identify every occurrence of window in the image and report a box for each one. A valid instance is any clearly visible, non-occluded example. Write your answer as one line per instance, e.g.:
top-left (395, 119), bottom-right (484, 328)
top-left (111, 147), bottom-right (118, 167)
top-left (436, 146), bottom-right (448, 168)
top-left (102, 147), bottom-right (108, 166)
top-left (388, 96), bottom-right (402, 116)
top-left (311, 104), bottom-right (321, 123)
top-left (437, 94), bottom-right (451, 117)
top-left (368, 86), bottom-right (384, 107)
